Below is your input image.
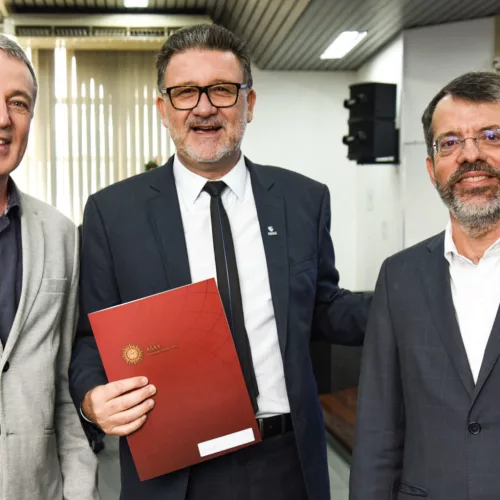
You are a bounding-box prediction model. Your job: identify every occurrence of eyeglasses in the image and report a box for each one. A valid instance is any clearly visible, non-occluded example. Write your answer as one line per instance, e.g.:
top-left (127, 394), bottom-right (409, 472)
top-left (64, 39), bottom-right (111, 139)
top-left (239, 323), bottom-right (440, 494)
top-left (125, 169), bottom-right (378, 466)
top-left (160, 82), bottom-right (250, 110)
top-left (433, 128), bottom-right (500, 157)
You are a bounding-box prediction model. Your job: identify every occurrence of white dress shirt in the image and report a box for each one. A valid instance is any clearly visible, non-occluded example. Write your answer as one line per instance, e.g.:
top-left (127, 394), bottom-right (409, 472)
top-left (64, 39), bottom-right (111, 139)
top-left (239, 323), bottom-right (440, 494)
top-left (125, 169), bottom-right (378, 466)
top-left (173, 154), bottom-right (290, 417)
top-left (444, 222), bottom-right (500, 382)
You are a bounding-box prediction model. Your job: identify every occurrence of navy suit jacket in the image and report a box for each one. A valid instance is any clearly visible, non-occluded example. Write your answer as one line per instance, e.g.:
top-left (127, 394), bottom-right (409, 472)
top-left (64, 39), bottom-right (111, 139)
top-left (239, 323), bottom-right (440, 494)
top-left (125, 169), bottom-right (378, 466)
top-left (70, 156), bottom-right (371, 500)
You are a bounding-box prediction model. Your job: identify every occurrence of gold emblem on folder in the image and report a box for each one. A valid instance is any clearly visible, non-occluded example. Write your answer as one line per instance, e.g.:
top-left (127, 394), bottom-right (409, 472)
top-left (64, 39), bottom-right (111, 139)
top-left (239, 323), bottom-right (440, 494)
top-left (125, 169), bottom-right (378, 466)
top-left (122, 344), bottom-right (144, 365)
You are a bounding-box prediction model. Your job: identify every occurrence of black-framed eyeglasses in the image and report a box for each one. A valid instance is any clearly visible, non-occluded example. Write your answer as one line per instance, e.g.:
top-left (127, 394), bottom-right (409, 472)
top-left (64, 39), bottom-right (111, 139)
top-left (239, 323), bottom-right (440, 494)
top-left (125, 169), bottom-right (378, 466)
top-left (160, 82), bottom-right (250, 110)
top-left (433, 127), bottom-right (500, 157)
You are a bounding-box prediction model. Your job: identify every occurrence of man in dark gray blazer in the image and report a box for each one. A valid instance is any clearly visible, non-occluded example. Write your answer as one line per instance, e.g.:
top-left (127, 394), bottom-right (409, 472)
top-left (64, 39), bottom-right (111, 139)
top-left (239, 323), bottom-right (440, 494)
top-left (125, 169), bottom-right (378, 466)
top-left (70, 24), bottom-right (371, 500)
top-left (350, 71), bottom-right (500, 500)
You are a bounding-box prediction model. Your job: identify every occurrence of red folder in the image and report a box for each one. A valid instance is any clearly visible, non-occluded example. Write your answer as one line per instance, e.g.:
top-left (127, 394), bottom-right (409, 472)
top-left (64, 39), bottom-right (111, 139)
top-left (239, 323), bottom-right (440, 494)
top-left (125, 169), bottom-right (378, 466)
top-left (88, 278), bottom-right (261, 481)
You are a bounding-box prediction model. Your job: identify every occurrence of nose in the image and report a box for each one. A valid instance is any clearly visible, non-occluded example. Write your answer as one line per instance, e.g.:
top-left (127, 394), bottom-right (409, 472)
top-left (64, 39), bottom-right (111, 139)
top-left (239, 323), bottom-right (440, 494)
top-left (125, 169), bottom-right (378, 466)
top-left (0, 100), bottom-right (11, 129)
top-left (192, 91), bottom-right (217, 117)
top-left (457, 137), bottom-right (487, 164)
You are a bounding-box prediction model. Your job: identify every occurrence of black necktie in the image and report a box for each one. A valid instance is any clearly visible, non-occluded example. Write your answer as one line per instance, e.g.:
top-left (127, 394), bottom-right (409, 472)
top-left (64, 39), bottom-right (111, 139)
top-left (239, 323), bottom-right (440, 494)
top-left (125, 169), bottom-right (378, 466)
top-left (203, 181), bottom-right (259, 413)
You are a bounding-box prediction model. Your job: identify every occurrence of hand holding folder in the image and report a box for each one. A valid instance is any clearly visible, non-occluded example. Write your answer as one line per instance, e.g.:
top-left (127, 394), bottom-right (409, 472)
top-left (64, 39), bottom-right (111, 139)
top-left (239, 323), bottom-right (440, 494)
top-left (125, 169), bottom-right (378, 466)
top-left (88, 279), bottom-right (261, 481)
top-left (81, 374), bottom-right (156, 437)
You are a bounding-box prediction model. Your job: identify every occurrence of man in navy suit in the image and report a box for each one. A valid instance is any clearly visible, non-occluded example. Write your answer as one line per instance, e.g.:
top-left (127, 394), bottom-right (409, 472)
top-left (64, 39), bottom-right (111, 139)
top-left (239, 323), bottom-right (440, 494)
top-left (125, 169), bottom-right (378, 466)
top-left (70, 24), bottom-right (371, 500)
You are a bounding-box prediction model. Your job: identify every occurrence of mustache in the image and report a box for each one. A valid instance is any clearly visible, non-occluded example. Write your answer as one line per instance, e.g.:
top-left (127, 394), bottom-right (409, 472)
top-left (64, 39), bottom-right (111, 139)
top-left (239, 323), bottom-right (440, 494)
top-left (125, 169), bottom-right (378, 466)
top-left (187, 119), bottom-right (225, 129)
top-left (447, 162), bottom-right (500, 188)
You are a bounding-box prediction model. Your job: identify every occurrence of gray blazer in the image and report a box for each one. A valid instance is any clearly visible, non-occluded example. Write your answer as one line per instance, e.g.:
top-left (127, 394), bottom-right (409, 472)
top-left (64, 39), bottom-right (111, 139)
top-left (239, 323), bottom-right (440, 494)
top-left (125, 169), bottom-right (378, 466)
top-left (0, 191), bottom-right (99, 499)
top-left (350, 232), bottom-right (500, 500)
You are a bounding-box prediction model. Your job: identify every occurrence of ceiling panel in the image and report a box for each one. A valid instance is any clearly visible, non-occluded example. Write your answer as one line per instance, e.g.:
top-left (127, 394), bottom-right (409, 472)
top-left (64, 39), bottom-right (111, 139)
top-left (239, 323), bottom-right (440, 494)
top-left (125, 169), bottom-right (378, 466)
top-left (289, 0), bottom-right (368, 71)
top-left (233, 0), bottom-right (270, 43)
top-left (251, 0), bottom-right (304, 61)
top-left (257, 0), bottom-right (308, 67)
top-left (2, 0), bottom-right (500, 70)
top-left (211, 0), bottom-right (227, 22)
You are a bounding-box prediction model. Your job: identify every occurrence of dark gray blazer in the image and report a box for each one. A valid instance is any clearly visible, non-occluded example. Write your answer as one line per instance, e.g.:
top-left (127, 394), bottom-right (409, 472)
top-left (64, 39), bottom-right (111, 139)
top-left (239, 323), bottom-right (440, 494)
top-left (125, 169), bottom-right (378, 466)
top-left (70, 156), bottom-right (371, 500)
top-left (350, 232), bottom-right (500, 500)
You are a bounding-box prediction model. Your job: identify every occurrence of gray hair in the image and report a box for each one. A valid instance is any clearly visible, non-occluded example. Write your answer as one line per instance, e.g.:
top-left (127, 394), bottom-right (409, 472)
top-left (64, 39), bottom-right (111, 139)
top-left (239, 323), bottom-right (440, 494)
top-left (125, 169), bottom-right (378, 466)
top-left (0, 34), bottom-right (38, 102)
top-left (155, 24), bottom-right (253, 91)
top-left (421, 71), bottom-right (500, 157)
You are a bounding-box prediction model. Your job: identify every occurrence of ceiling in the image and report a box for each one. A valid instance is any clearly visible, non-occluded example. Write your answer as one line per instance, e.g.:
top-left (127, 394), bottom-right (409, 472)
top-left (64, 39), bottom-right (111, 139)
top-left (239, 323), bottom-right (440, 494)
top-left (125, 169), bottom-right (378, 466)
top-left (2, 0), bottom-right (500, 71)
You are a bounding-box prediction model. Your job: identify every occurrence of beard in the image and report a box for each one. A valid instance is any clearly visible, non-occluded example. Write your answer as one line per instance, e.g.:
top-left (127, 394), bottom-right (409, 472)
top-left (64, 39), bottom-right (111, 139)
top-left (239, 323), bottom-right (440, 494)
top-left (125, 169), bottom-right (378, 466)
top-left (435, 161), bottom-right (500, 235)
top-left (171, 108), bottom-right (248, 165)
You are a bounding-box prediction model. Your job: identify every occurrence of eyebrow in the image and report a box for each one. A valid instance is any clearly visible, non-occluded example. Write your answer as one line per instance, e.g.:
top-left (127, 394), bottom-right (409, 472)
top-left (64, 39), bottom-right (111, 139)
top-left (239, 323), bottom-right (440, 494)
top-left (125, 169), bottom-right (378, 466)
top-left (479, 124), bottom-right (500, 131)
top-left (167, 80), bottom-right (235, 87)
top-left (436, 124), bottom-right (500, 139)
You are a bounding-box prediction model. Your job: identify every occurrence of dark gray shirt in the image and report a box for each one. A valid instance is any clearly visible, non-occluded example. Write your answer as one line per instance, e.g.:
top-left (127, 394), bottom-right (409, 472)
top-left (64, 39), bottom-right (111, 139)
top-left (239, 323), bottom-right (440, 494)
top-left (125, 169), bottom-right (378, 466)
top-left (0, 179), bottom-right (22, 346)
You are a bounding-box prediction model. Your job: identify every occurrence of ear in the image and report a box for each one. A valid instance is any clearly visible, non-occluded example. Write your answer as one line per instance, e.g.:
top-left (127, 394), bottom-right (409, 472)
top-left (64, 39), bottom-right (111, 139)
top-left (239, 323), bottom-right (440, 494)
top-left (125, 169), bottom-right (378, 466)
top-left (426, 156), bottom-right (437, 187)
top-left (156, 95), bottom-right (169, 129)
top-left (246, 88), bottom-right (256, 123)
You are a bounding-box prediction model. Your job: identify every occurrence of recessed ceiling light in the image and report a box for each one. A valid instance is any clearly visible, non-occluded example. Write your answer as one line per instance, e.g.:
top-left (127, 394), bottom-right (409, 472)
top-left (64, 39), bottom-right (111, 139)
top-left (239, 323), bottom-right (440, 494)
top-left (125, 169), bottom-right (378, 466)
top-left (124, 0), bottom-right (148, 7)
top-left (320, 31), bottom-right (367, 59)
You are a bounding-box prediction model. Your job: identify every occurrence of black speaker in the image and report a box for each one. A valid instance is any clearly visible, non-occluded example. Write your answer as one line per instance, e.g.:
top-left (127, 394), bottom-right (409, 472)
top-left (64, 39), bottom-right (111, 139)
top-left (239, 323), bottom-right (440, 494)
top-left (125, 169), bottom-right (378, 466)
top-left (343, 119), bottom-right (398, 164)
top-left (343, 82), bottom-right (399, 164)
top-left (343, 82), bottom-right (396, 119)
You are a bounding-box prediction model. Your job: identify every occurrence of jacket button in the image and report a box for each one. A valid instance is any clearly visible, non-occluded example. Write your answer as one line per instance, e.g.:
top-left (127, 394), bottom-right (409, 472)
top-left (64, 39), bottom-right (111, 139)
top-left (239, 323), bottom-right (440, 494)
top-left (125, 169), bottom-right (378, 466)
top-left (468, 422), bottom-right (481, 435)
top-left (2, 361), bottom-right (9, 373)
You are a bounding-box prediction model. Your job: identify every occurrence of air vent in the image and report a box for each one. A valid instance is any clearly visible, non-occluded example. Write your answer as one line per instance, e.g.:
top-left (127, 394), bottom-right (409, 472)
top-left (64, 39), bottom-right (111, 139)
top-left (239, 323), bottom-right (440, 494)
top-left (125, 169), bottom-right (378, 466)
top-left (16, 26), bottom-right (52, 37)
top-left (13, 24), bottom-right (181, 38)
top-left (4, 14), bottom-right (212, 48)
top-left (93, 27), bottom-right (128, 37)
top-left (130, 27), bottom-right (165, 37)
top-left (54, 26), bottom-right (90, 37)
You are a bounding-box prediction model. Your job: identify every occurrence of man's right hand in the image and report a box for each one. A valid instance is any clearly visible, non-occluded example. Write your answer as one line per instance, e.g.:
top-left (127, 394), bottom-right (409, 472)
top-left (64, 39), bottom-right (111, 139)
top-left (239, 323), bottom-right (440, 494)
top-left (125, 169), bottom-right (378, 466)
top-left (82, 376), bottom-right (156, 436)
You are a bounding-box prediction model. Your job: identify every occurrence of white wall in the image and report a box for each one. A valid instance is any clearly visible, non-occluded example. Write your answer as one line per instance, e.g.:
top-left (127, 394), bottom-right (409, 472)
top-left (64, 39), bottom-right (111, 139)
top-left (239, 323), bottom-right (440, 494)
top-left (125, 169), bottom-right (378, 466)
top-left (358, 35), bottom-right (403, 127)
top-left (243, 67), bottom-right (359, 289)
top-left (242, 40), bottom-right (406, 292)
top-left (353, 35), bottom-right (404, 291)
top-left (401, 17), bottom-right (496, 246)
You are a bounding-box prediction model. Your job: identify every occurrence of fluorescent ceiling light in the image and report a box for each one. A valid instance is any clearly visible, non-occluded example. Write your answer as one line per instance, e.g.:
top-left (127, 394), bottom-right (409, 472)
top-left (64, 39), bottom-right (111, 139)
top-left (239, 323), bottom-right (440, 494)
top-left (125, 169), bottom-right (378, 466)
top-left (320, 31), bottom-right (367, 59)
top-left (124, 0), bottom-right (148, 7)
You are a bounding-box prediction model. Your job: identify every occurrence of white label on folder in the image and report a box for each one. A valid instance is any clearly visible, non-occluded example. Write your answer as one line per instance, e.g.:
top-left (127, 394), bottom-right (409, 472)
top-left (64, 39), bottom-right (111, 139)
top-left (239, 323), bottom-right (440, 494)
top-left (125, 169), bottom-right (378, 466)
top-left (198, 428), bottom-right (255, 457)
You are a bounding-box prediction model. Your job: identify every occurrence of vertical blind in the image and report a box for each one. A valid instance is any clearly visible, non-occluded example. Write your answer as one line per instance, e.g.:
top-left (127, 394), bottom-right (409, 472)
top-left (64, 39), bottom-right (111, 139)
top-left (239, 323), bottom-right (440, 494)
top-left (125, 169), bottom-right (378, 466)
top-left (13, 46), bottom-right (172, 224)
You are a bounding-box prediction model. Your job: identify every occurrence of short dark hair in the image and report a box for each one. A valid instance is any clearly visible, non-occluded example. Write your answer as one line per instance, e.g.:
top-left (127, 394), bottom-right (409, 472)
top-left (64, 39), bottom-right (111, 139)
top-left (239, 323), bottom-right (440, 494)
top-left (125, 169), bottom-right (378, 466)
top-left (421, 71), bottom-right (500, 157)
top-left (0, 34), bottom-right (38, 102)
top-left (155, 24), bottom-right (253, 91)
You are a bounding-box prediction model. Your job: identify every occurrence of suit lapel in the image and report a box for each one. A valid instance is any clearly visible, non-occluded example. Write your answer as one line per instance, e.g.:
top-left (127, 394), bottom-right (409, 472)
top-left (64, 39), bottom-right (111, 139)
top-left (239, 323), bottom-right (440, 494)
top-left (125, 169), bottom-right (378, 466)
top-left (246, 159), bottom-right (289, 356)
top-left (420, 234), bottom-right (474, 398)
top-left (472, 309), bottom-right (500, 404)
top-left (146, 158), bottom-right (192, 289)
top-left (2, 193), bottom-right (44, 361)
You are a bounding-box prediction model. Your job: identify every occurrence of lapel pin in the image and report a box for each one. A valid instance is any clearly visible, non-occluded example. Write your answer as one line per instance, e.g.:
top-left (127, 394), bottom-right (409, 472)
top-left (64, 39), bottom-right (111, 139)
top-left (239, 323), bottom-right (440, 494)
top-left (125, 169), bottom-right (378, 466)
top-left (267, 226), bottom-right (278, 236)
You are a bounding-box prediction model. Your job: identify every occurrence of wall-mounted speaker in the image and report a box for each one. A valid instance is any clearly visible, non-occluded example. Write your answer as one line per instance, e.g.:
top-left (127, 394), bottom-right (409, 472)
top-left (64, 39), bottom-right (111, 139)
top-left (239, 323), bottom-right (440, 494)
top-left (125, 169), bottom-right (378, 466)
top-left (343, 119), bottom-right (398, 164)
top-left (344, 82), bottom-right (396, 119)
top-left (343, 82), bottom-right (399, 164)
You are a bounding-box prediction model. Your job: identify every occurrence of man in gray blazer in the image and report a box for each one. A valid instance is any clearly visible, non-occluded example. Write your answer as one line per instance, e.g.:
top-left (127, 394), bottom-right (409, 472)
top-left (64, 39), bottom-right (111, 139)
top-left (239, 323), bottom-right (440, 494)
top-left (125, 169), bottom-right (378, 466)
top-left (350, 71), bottom-right (500, 500)
top-left (0, 35), bottom-right (99, 499)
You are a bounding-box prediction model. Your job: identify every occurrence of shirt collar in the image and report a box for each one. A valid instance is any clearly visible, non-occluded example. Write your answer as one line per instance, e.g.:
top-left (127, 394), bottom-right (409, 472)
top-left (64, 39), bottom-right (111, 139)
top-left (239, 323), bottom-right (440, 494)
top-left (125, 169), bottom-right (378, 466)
top-left (173, 153), bottom-right (247, 206)
top-left (444, 221), bottom-right (457, 262)
top-left (3, 178), bottom-right (20, 216)
top-left (444, 220), bottom-right (500, 264)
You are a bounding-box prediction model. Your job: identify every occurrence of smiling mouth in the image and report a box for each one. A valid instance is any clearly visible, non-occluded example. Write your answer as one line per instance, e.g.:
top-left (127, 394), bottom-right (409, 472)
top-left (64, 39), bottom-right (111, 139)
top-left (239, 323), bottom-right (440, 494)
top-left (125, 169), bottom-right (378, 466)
top-left (191, 125), bottom-right (222, 133)
top-left (457, 175), bottom-right (495, 184)
top-left (0, 139), bottom-right (11, 145)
